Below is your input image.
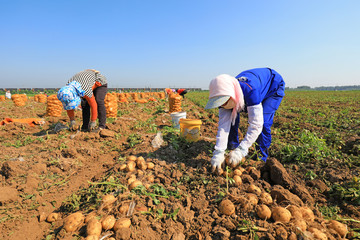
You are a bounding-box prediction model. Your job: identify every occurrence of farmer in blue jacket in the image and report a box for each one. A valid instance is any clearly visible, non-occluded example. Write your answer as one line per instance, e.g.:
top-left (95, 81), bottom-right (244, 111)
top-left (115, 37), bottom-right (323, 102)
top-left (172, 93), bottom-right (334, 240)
top-left (205, 68), bottom-right (285, 174)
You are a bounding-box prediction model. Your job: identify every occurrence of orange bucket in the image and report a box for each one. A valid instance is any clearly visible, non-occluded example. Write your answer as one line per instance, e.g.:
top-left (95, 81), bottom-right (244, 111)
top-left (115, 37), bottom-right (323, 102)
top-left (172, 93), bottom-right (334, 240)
top-left (179, 119), bottom-right (202, 142)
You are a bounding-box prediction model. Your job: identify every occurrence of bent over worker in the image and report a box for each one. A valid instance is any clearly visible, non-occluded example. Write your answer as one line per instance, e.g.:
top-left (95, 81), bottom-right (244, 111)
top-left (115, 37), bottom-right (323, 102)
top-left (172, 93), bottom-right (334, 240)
top-left (205, 68), bottom-right (285, 174)
top-left (57, 69), bottom-right (108, 131)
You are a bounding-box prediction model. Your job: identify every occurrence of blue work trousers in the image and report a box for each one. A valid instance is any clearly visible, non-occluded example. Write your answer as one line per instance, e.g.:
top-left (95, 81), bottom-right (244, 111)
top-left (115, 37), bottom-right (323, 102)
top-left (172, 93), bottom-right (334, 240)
top-left (227, 83), bottom-right (285, 161)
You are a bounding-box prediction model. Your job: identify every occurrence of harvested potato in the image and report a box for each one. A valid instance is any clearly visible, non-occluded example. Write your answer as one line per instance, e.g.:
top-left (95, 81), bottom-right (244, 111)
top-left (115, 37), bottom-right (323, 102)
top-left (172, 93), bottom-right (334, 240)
top-left (129, 180), bottom-right (142, 190)
top-left (308, 227), bottom-right (328, 240)
top-left (144, 183), bottom-right (151, 189)
top-left (259, 192), bottom-right (273, 205)
top-left (119, 204), bottom-right (129, 215)
top-left (271, 207), bottom-right (292, 223)
top-left (246, 193), bottom-right (259, 206)
top-left (128, 177), bottom-right (136, 185)
top-left (247, 184), bottom-right (262, 195)
top-left (86, 218), bottom-right (102, 236)
top-left (85, 236), bottom-right (99, 240)
top-left (101, 194), bottom-right (117, 206)
top-left (126, 161), bottom-right (136, 172)
top-left (246, 166), bottom-right (256, 173)
top-left (136, 156), bottom-right (145, 163)
top-left (147, 162), bottom-right (155, 170)
top-left (46, 213), bottom-right (59, 222)
top-left (63, 212), bottom-right (84, 232)
top-left (222, 170), bottom-right (234, 178)
top-left (85, 211), bottom-right (97, 223)
top-left (113, 218), bottom-right (131, 231)
top-left (127, 155), bottom-right (137, 161)
top-left (327, 220), bottom-right (347, 238)
top-left (233, 169), bottom-right (243, 176)
top-left (119, 164), bottom-right (127, 171)
top-left (292, 219), bottom-right (307, 233)
top-left (287, 205), bottom-right (302, 219)
top-left (137, 169), bottom-right (144, 176)
top-left (146, 175), bottom-right (154, 183)
top-left (101, 215), bottom-right (116, 230)
top-left (233, 175), bottom-right (242, 186)
top-left (300, 207), bottom-right (315, 222)
top-left (135, 205), bottom-right (148, 212)
top-left (256, 204), bottom-right (271, 220)
top-left (219, 199), bottom-right (235, 216)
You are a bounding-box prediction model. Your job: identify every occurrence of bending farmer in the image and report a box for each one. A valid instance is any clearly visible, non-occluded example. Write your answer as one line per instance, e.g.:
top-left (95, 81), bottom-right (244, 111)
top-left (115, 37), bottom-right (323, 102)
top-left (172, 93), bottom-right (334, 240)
top-left (205, 68), bottom-right (285, 174)
top-left (57, 69), bottom-right (108, 131)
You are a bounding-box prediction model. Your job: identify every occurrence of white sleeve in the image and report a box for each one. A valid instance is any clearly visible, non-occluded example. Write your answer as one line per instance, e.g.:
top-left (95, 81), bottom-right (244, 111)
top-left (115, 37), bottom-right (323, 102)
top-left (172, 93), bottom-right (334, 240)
top-left (239, 103), bottom-right (264, 150)
top-left (214, 107), bottom-right (232, 151)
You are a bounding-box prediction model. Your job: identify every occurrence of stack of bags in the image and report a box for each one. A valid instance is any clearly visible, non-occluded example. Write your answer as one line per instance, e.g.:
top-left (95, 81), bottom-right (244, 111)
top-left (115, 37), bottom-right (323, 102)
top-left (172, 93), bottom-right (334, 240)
top-left (168, 93), bottom-right (182, 113)
top-left (11, 94), bottom-right (27, 106)
top-left (104, 93), bottom-right (118, 118)
top-left (0, 96), bottom-right (5, 101)
top-left (47, 95), bottom-right (63, 117)
top-left (37, 94), bottom-right (47, 103)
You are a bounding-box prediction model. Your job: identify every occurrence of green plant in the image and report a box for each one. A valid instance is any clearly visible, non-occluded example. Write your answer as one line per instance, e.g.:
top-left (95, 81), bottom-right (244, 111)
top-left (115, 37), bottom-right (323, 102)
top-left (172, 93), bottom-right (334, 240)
top-left (127, 133), bottom-right (142, 147)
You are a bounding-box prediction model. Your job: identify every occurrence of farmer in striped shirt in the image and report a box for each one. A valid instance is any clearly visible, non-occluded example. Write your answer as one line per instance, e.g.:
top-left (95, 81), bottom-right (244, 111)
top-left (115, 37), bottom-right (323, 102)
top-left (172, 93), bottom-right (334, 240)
top-left (57, 69), bottom-right (108, 131)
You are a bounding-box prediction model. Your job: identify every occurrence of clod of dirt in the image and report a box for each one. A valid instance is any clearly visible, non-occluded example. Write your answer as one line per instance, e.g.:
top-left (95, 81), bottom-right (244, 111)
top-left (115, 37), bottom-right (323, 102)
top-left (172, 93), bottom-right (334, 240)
top-left (1, 161), bottom-right (25, 179)
top-left (261, 158), bottom-right (293, 188)
top-left (307, 179), bottom-right (329, 193)
top-left (212, 225), bottom-right (231, 240)
top-left (0, 186), bottom-right (18, 204)
top-left (115, 227), bottom-right (131, 240)
top-left (99, 129), bottom-right (115, 138)
top-left (270, 185), bottom-right (303, 206)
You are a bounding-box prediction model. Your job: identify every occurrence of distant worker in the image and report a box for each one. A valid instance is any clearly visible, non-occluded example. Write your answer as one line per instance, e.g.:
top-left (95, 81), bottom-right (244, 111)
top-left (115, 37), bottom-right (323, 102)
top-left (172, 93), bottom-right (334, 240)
top-left (205, 68), bottom-right (285, 174)
top-left (5, 90), bottom-right (11, 99)
top-left (176, 89), bottom-right (188, 98)
top-left (57, 69), bottom-right (108, 131)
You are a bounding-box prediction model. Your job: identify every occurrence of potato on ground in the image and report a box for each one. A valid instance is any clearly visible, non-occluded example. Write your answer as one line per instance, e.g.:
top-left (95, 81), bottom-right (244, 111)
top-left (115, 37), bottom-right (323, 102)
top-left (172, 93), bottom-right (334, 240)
top-left (327, 220), bottom-right (348, 238)
top-left (256, 204), bottom-right (271, 220)
top-left (308, 227), bottom-right (328, 240)
top-left (247, 184), bottom-right (262, 195)
top-left (101, 215), bottom-right (116, 230)
top-left (113, 218), bottom-right (131, 231)
top-left (63, 212), bottom-right (84, 232)
top-left (219, 199), bottom-right (235, 216)
top-left (271, 207), bottom-right (291, 223)
top-left (86, 218), bottom-right (102, 236)
top-left (286, 205), bottom-right (302, 219)
top-left (300, 206), bottom-right (315, 222)
top-left (46, 212), bottom-right (59, 222)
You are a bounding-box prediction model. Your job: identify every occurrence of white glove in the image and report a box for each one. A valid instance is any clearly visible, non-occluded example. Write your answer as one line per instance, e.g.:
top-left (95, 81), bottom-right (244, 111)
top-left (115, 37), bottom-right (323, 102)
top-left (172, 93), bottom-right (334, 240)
top-left (211, 149), bottom-right (225, 174)
top-left (229, 146), bottom-right (248, 168)
top-left (89, 121), bottom-right (97, 130)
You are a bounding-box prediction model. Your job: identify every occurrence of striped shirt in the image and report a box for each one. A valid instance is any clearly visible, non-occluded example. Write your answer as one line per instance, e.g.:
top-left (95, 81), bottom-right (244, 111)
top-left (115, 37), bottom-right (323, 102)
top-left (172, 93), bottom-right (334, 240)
top-left (67, 70), bottom-right (107, 98)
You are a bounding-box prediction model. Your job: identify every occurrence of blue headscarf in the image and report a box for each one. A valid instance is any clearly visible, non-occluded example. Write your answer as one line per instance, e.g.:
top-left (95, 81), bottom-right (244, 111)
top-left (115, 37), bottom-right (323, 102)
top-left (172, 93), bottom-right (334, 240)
top-left (57, 81), bottom-right (85, 110)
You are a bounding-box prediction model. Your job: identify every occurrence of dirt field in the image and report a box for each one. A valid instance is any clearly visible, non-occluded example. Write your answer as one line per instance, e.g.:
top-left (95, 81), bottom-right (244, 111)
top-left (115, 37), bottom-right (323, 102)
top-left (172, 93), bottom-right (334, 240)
top-left (0, 91), bottom-right (359, 240)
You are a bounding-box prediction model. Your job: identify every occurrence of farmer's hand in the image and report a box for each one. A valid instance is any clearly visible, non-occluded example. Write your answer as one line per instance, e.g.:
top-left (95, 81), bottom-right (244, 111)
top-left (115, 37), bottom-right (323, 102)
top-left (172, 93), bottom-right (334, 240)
top-left (228, 147), bottom-right (247, 168)
top-left (69, 120), bottom-right (78, 131)
top-left (89, 121), bottom-right (97, 130)
top-left (211, 149), bottom-right (225, 175)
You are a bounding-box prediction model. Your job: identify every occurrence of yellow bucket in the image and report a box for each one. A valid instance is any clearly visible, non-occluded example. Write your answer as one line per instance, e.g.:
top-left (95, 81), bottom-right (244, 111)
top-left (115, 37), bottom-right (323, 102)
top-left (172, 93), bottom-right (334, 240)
top-left (179, 119), bottom-right (202, 142)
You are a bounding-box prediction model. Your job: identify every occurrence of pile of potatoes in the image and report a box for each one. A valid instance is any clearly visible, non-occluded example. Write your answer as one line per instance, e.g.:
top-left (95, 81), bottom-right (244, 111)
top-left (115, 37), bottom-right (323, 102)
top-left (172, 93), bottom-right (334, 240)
top-left (11, 94), bottom-right (27, 106)
top-left (44, 155), bottom-right (156, 239)
top-left (218, 165), bottom-right (349, 239)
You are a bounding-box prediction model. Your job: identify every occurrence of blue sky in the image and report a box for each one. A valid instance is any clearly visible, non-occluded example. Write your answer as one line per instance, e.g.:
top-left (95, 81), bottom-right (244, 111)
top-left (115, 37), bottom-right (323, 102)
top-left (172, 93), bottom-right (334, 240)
top-left (1, 0), bottom-right (359, 89)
